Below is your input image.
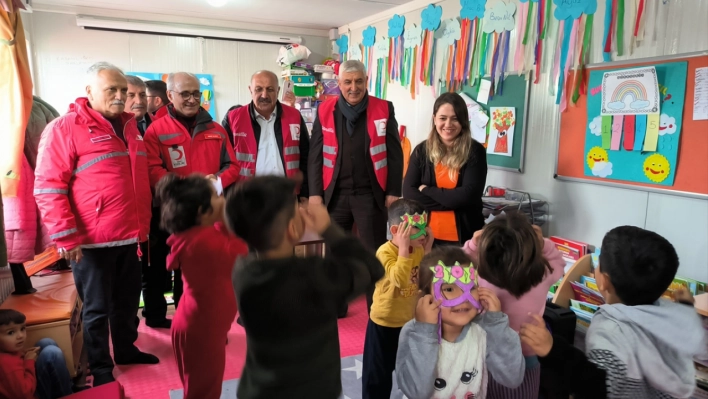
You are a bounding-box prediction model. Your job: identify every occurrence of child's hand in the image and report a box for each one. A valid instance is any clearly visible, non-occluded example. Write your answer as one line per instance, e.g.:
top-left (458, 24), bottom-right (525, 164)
top-left (24, 347), bottom-right (40, 361)
top-left (673, 288), bottom-right (695, 304)
top-left (392, 221), bottom-right (412, 257)
top-left (299, 202), bottom-right (331, 235)
top-left (478, 287), bottom-right (501, 312)
top-left (519, 314), bottom-right (553, 357)
top-left (423, 226), bottom-right (434, 254)
top-left (415, 294), bottom-right (441, 325)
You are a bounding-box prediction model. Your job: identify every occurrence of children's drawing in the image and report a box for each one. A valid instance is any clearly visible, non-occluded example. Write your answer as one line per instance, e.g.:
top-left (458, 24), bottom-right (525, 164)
top-left (643, 153), bottom-right (671, 183)
top-left (601, 66), bottom-right (660, 116)
top-left (487, 107), bottom-right (515, 157)
top-left (585, 61), bottom-right (687, 186)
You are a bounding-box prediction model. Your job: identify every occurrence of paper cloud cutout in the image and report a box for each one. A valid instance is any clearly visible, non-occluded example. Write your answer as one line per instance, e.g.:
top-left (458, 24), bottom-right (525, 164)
top-left (607, 98), bottom-right (650, 110)
top-left (363, 26), bottom-right (376, 48)
top-left (421, 4), bottom-right (443, 31)
top-left (374, 37), bottom-right (390, 60)
top-left (553, 0), bottom-right (597, 20)
top-left (199, 77), bottom-right (210, 86)
top-left (659, 113), bottom-right (677, 135)
top-left (336, 35), bottom-right (349, 54)
top-left (434, 18), bottom-right (462, 46)
top-left (460, 0), bottom-right (486, 20)
top-left (483, 1), bottom-right (516, 33)
top-left (403, 24), bottom-right (423, 48)
top-left (592, 161), bottom-right (613, 178)
top-left (349, 43), bottom-right (363, 61)
top-left (588, 116), bottom-right (602, 136)
top-left (388, 14), bottom-right (405, 37)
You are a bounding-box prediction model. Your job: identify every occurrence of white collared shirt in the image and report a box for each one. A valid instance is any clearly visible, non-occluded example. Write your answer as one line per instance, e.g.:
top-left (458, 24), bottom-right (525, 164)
top-left (254, 107), bottom-right (285, 176)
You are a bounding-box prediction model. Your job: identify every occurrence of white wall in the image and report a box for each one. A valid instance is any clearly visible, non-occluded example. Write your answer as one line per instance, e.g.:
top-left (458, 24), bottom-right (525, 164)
top-left (24, 11), bottom-right (330, 122)
top-left (340, 0), bottom-right (708, 282)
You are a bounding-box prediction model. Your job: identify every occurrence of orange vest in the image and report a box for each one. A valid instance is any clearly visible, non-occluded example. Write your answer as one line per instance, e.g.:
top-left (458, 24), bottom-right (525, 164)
top-left (229, 104), bottom-right (302, 179)
top-left (318, 96), bottom-right (389, 191)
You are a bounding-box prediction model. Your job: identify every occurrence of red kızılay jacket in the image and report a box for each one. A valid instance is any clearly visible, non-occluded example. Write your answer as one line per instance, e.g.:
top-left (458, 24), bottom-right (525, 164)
top-left (143, 105), bottom-right (241, 188)
top-left (34, 97), bottom-right (152, 252)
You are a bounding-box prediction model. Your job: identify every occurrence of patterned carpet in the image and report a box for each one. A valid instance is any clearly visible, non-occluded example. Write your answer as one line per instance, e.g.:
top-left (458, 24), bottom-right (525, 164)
top-left (116, 297), bottom-right (371, 398)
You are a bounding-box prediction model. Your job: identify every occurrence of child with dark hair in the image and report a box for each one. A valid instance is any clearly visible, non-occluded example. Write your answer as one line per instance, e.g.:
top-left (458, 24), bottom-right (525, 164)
top-left (0, 309), bottom-right (82, 399)
top-left (362, 198), bottom-right (434, 398)
top-left (521, 226), bottom-right (708, 399)
top-left (461, 212), bottom-right (565, 398)
top-left (155, 173), bottom-right (248, 399)
top-left (225, 174), bottom-right (384, 399)
top-left (395, 247), bottom-right (524, 398)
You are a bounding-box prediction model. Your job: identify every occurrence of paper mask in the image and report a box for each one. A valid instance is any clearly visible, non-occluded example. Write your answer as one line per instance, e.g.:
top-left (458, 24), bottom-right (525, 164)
top-left (430, 260), bottom-right (482, 342)
top-left (401, 212), bottom-right (427, 239)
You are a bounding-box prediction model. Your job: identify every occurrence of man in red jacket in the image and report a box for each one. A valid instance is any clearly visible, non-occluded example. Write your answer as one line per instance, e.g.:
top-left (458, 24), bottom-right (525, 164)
top-left (146, 79), bottom-right (170, 120)
top-left (34, 62), bottom-right (158, 386)
top-left (223, 70), bottom-right (309, 198)
top-left (143, 71), bottom-right (240, 308)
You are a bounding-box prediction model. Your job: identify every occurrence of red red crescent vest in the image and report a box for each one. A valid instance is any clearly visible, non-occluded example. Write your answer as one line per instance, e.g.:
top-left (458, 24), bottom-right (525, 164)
top-left (318, 96), bottom-right (389, 191)
top-left (228, 104), bottom-right (302, 179)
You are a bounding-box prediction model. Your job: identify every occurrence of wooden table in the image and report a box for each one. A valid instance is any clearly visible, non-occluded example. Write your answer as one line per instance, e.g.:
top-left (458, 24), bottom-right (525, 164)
top-left (0, 272), bottom-right (83, 377)
top-left (695, 293), bottom-right (708, 317)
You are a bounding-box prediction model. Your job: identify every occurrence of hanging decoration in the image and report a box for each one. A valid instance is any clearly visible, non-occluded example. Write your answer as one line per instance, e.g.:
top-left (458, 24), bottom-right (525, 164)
top-left (419, 4), bottom-right (443, 88)
top-left (481, 0), bottom-right (516, 99)
top-left (362, 26), bottom-right (377, 92)
top-left (387, 14), bottom-right (406, 85)
top-left (402, 24), bottom-right (423, 99)
top-left (553, 0), bottom-right (597, 112)
top-left (336, 35), bottom-right (349, 62)
top-left (436, 18), bottom-right (462, 94)
top-left (374, 37), bottom-right (391, 98)
top-left (459, 0), bottom-right (487, 89)
top-left (512, 0), bottom-right (551, 84)
top-left (349, 42), bottom-right (363, 63)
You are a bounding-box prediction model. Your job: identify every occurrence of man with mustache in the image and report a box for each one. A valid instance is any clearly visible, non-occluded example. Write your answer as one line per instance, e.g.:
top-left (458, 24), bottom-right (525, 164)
top-left (143, 72), bottom-right (241, 308)
top-left (309, 60), bottom-right (403, 317)
top-left (124, 75), bottom-right (172, 330)
top-left (34, 62), bottom-right (158, 386)
top-left (223, 70), bottom-right (309, 197)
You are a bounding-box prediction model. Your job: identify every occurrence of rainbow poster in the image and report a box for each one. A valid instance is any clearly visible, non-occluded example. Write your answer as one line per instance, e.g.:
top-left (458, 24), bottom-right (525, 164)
top-left (600, 66), bottom-right (660, 116)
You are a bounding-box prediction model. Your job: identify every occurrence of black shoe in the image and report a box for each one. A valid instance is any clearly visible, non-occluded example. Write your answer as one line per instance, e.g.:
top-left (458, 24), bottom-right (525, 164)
top-left (145, 318), bottom-right (172, 329)
top-left (92, 373), bottom-right (115, 386)
top-left (115, 351), bottom-right (159, 365)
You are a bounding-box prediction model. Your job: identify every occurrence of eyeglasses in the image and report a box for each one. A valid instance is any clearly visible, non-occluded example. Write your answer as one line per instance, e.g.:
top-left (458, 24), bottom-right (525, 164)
top-left (170, 90), bottom-right (202, 101)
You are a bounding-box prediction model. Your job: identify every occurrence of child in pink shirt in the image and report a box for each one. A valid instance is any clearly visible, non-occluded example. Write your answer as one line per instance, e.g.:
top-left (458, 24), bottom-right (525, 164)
top-left (462, 213), bottom-right (565, 399)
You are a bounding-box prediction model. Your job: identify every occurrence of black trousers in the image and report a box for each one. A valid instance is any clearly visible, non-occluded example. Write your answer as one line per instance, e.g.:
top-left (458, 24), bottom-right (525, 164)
top-left (328, 191), bottom-right (387, 314)
top-left (72, 245), bottom-right (142, 378)
top-left (361, 318), bottom-right (402, 399)
top-left (140, 237), bottom-right (169, 322)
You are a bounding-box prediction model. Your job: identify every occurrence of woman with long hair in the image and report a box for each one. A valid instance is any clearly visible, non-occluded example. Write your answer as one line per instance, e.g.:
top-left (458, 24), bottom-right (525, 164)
top-left (402, 92), bottom-right (488, 246)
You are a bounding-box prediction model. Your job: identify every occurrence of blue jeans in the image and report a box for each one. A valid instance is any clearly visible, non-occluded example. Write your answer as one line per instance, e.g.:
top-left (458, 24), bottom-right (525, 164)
top-left (35, 338), bottom-right (73, 399)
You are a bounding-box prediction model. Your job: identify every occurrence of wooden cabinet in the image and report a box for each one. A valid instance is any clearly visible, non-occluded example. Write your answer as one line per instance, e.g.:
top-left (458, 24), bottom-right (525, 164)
top-left (0, 272), bottom-right (83, 377)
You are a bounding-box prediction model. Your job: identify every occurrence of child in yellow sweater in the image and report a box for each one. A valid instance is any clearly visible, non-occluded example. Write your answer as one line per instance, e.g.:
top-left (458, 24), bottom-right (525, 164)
top-left (362, 199), bottom-right (434, 399)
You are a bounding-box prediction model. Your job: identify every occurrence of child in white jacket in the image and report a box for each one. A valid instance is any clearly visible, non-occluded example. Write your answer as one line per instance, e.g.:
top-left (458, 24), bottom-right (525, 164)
top-left (395, 247), bottom-right (524, 399)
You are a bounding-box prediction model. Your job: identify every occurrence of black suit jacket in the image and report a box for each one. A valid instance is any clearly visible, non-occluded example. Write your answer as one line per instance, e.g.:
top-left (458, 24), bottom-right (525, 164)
top-left (309, 100), bottom-right (403, 210)
top-left (223, 101), bottom-right (310, 198)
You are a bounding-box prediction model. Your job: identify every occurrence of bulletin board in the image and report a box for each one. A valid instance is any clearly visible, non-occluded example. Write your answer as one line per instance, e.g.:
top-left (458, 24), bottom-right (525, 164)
top-left (555, 52), bottom-right (708, 199)
top-left (462, 74), bottom-right (530, 173)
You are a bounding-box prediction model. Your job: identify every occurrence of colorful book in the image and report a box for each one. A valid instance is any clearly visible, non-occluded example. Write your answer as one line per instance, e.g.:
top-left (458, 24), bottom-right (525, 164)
top-left (571, 281), bottom-right (605, 306)
top-left (550, 236), bottom-right (589, 259)
top-left (581, 275), bottom-right (599, 291)
top-left (571, 299), bottom-right (599, 314)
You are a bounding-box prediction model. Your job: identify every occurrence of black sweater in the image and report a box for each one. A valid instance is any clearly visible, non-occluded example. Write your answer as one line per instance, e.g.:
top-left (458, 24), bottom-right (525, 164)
top-left (402, 140), bottom-right (488, 244)
top-left (231, 224), bottom-right (384, 399)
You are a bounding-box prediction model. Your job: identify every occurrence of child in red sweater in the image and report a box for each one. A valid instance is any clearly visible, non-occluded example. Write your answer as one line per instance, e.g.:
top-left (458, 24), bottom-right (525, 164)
top-left (155, 174), bottom-right (248, 399)
top-left (0, 309), bottom-right (76, 399)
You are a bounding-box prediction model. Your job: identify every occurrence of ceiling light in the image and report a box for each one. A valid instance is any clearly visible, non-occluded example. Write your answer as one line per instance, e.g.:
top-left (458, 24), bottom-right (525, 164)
top-left (207, 0), bottom-right (228, 7)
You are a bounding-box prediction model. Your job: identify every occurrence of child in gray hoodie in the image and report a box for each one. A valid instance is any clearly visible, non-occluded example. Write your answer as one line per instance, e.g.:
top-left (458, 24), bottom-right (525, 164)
top-left (395, 247), bottom-right (525, 399)
top-left (521, 225), bottom-right (708, 399)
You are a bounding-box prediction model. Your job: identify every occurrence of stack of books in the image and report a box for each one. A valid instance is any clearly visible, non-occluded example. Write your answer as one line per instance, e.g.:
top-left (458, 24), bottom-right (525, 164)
top-left (569, 275), bottom-right (605, 333)
top-left (550, 236), bottom-right (589, 273)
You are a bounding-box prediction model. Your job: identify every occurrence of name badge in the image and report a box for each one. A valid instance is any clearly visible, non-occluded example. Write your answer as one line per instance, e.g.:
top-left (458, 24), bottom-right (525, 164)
top-left (168, 145), bottom-right (187, 169)
top-left (90, 135), bottom-right (112, 143)
top-left (290, 124), bottom-right (301, 141)
top-left (204, 134), bottom-right (221, 140)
